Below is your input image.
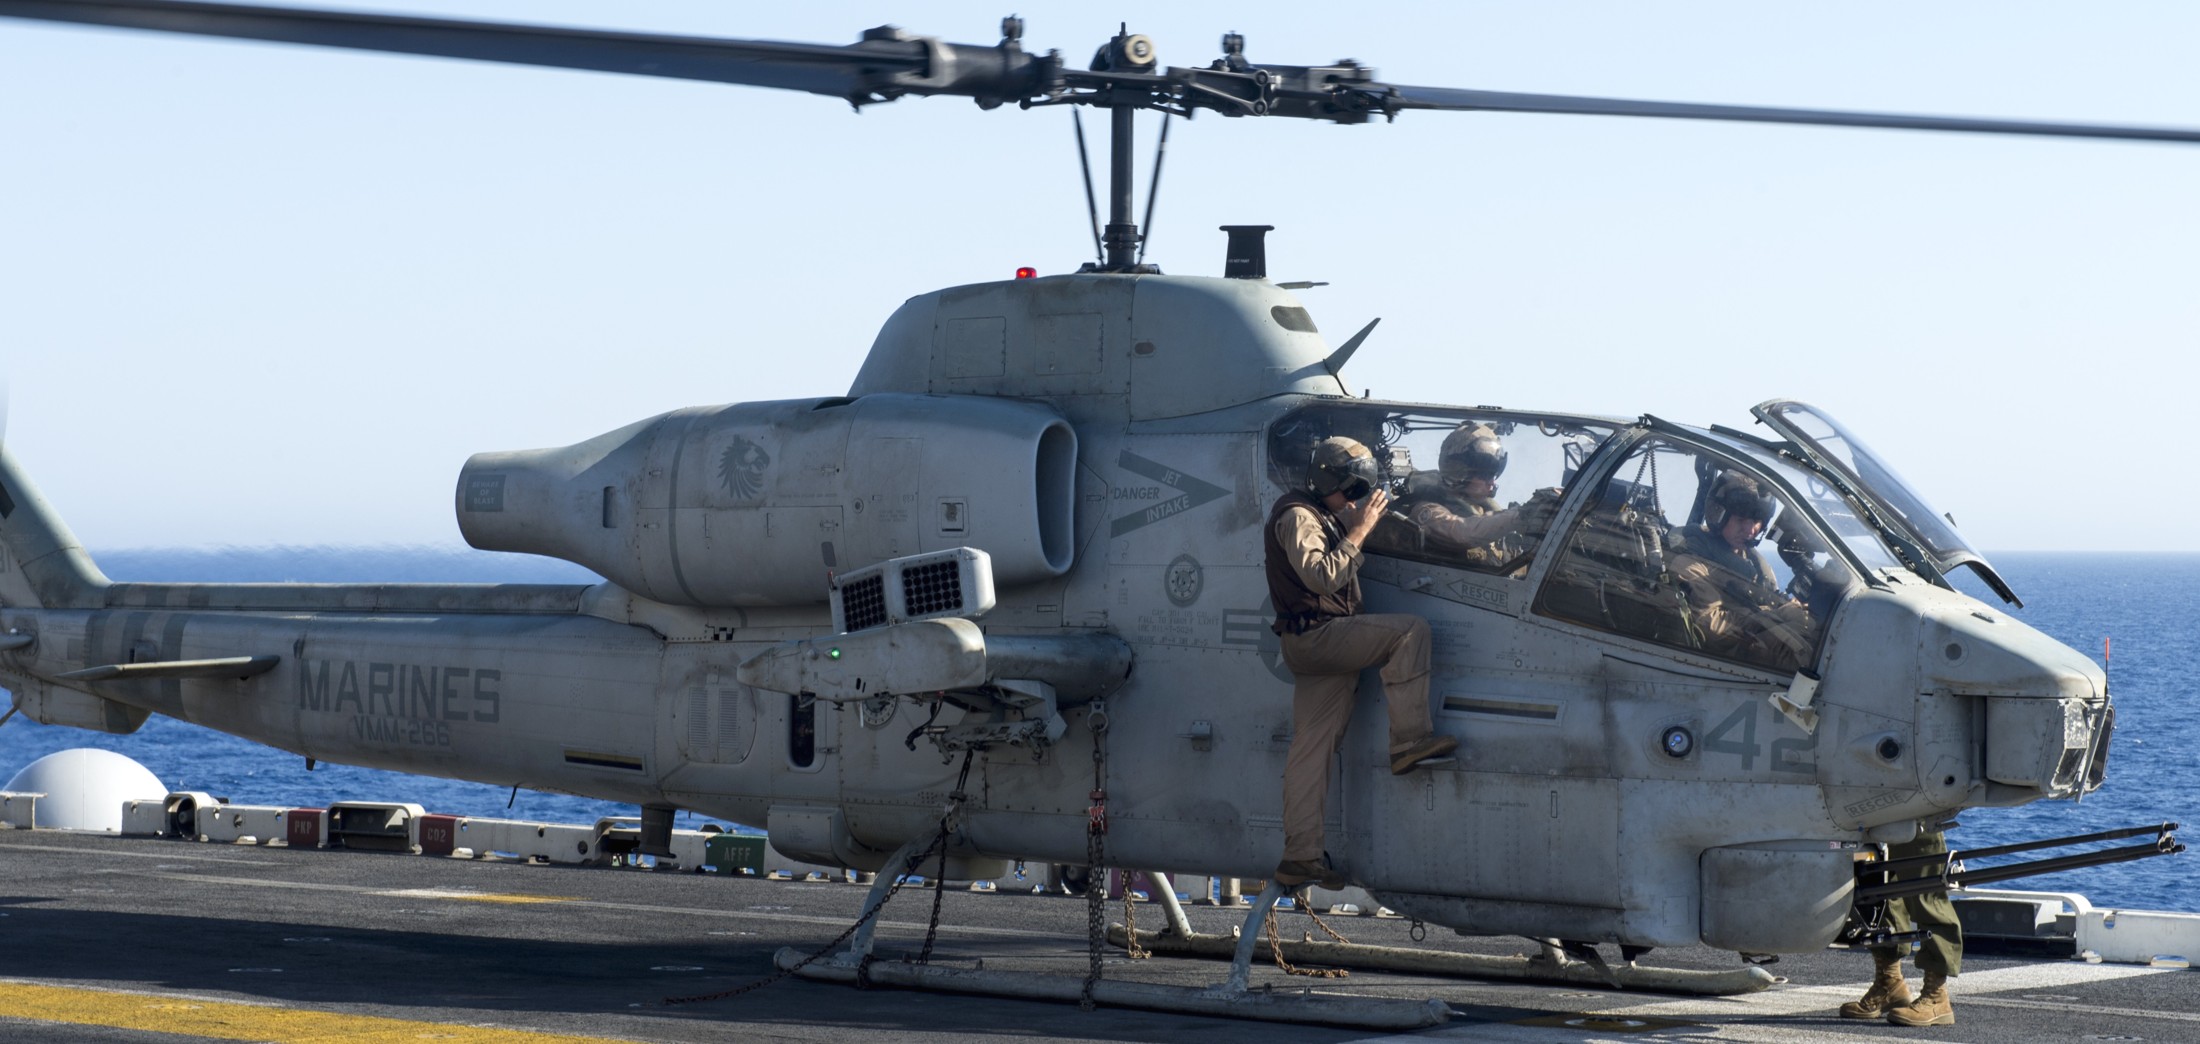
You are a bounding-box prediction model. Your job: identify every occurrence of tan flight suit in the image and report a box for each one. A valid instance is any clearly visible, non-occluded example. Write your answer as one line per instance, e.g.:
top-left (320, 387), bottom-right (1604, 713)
top-left (1668, 525), bottom-right (1815, 671)
top-left (1265, 491), bottom-right (1435, 864)
top-left (1405, 488), bottom-right (1516, 568)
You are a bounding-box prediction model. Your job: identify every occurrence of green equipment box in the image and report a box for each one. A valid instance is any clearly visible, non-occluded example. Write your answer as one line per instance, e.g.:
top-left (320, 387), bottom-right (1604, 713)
top-left (704, 833), bottom-right (767, 874)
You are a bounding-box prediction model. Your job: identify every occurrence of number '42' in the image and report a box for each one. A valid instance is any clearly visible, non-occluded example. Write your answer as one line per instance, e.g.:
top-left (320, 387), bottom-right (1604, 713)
top-left (1703, 700), bottom-right (1813, 774)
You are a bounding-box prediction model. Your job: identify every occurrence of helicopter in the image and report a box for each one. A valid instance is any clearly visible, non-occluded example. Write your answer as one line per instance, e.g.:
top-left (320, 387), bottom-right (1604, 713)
top-left (0, 0), bottom-right (2193, 1029)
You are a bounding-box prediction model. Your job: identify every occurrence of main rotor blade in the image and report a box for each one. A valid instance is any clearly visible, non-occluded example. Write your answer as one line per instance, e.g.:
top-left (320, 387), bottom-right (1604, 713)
top-left (0, 0), bottom-right (974, 100)
top-left (1386, 85), bottom-right (2200, 144)
top-left (11, 0), bottom-right (2200, 145)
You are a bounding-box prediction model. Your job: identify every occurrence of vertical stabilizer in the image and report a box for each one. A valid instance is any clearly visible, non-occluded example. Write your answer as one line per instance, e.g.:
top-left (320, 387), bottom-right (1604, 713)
top-left (0, 444), bottom-right (111, 609)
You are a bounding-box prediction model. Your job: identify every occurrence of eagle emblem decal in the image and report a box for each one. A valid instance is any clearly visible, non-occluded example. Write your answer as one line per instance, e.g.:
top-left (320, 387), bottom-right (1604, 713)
top-left (719, 436), bottom-right (772, 500)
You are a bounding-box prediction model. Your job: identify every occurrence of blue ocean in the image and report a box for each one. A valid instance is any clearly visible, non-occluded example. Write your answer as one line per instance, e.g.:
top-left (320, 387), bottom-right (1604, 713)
top-left (3, 549), bottom-right (2192, 910)
top-left (1943, 553), bottom-right (2197, 913)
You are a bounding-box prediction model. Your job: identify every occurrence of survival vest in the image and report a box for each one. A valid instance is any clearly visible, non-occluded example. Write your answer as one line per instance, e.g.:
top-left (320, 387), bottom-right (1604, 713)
top-left (1263, 490), bottom-right (1362, 635)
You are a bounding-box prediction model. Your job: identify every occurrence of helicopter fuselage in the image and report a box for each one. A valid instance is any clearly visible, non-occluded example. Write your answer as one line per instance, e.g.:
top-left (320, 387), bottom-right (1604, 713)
top-left (0, 272), bottom-right (2107, 955)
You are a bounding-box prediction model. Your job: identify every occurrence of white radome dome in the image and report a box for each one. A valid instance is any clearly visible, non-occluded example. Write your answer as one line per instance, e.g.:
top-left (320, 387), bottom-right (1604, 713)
top-left (4, 749), bottom-right (168, 832)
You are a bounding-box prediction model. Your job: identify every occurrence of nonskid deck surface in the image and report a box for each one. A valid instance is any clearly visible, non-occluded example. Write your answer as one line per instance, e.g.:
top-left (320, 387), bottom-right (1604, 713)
top-left (1, 831), bottom-right (2192, 1043)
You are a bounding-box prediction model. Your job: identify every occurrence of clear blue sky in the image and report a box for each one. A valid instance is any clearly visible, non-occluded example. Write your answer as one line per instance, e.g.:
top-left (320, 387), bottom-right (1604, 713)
top-left (3, 2), bottom-right (2196, 553)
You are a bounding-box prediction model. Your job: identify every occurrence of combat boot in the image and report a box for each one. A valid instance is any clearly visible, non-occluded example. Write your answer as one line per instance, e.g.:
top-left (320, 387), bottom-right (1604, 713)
top-left (1885, 971), bottom-right (1954, 1027)
top-left (1273, 854), bottom-right (1348, 890)
top-left (1390, 734), bottom-right (1459, 775)
top-left (1839, 951), bottom-right (1911, 1019)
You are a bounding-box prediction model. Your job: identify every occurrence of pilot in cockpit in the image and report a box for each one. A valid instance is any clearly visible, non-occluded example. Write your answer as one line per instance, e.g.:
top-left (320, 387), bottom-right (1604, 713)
top-left (1386, 423), bottom-right (1560, 573)
top-left (1668, 473), bottom-right (1818, 671)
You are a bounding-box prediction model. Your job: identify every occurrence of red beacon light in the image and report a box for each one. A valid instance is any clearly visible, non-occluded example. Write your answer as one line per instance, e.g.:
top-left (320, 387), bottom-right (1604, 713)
top-left (1014, 266), bottom-right (1037, 279)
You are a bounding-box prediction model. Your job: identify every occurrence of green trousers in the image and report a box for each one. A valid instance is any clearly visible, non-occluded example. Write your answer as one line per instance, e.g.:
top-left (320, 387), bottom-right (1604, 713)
top-left (1872, 830), bottom-right (1963, 976)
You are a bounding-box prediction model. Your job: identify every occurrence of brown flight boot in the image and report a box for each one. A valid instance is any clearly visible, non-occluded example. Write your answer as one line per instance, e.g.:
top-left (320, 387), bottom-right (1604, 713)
top-left (1390, 734), bottom-right (1459, 775)
top-left (1885, 971), bottom-right (1954, 1026)
top-left (1839, 950), bottom-right (1912, 1019)
top-left (1273, 855), bottom-right (1348, 890)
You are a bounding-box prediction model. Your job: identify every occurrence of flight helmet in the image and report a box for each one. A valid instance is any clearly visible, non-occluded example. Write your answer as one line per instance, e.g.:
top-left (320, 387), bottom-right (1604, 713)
top-left (1439, 423), bottom-right (1508, 486)
top-left (1308, 437), bottom-right (1379, 499)
top-left (1705, 472), bottom-right (1778, 536)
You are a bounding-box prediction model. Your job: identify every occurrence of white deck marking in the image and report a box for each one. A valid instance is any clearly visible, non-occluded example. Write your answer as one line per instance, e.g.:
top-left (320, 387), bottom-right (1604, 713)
top-left (1963, 992), bottom-right (2200, 1024)
top-left (1944, 960), bottom-right (2183, 994)
top-left (1331, 962), bottom-right (2192, 1043)
top-left (1348, 1018), bottom-right (1910, 1043)
top-left (1586, 961), bottom-right (2175, 1020)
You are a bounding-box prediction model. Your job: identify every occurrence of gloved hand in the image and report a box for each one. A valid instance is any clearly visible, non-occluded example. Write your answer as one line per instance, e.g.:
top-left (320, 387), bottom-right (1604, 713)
top-left (1516, 486), bottom-right (1565, 534)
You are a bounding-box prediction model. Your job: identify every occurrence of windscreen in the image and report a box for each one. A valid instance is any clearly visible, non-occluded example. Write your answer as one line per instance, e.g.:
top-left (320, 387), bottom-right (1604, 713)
top-left (1753, 399), bottom-right (2018, 604)
top-left (1756, 401), bottom-right (1976, 561)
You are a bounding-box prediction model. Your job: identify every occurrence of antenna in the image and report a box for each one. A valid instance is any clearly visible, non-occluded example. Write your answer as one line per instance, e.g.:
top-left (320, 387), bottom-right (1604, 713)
top-left (1322, 317), bottom-right (1381, 378)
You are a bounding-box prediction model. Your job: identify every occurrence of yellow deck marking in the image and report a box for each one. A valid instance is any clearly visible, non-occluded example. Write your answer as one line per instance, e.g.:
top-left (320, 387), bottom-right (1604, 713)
top-left (374, 888), bottom-right (577, 904)
top-left (0, 982), bottom-right (633, 1043)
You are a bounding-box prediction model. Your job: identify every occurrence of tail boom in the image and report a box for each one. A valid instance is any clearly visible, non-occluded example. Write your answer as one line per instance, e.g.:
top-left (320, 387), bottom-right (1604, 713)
top-left (0, 444), bottom-right (111, 611)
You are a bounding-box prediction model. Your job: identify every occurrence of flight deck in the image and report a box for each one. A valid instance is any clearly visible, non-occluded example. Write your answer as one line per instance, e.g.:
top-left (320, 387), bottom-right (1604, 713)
top-left (4, 829), bottom-right (2195, 1044)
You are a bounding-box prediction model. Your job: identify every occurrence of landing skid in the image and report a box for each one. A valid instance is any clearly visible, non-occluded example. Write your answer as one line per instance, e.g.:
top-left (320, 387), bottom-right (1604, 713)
top-left (774, 858), bottom-right (1774, 1026)
top-left (1106, 869), bottom-right (1781, 997)
top-left (777, 861), bottom-right (1450, 1029)
top-left (1106, 925), bottom-right (1784, 996)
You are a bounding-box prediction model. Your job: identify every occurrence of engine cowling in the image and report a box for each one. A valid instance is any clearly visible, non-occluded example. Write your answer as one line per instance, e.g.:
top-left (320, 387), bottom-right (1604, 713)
top-left (457, 394), bottom-right (1077, 606)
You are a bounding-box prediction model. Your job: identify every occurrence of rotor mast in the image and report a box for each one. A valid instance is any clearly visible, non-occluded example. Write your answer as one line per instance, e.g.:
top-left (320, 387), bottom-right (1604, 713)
top-left (1104, 105), bottom-right (1141, 270)
top-left (1089, 26), bottom-right (1159, 273)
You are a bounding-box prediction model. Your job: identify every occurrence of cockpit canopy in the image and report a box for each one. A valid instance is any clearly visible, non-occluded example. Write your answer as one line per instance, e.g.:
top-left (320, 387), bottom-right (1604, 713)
top-left (1753, 399), bottom-right (2017, 605)
top-left (1534, 435), bottom-right (1875, 673)
top-left (1266, 399), bottom-right (1983, 676)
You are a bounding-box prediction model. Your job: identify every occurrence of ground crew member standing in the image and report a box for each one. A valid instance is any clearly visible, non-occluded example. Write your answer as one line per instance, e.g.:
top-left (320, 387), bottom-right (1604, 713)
top-left (1843, 829), bottom-right (1963, 1026)
top-left (1265, 436), bottom-right (1458, 889)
